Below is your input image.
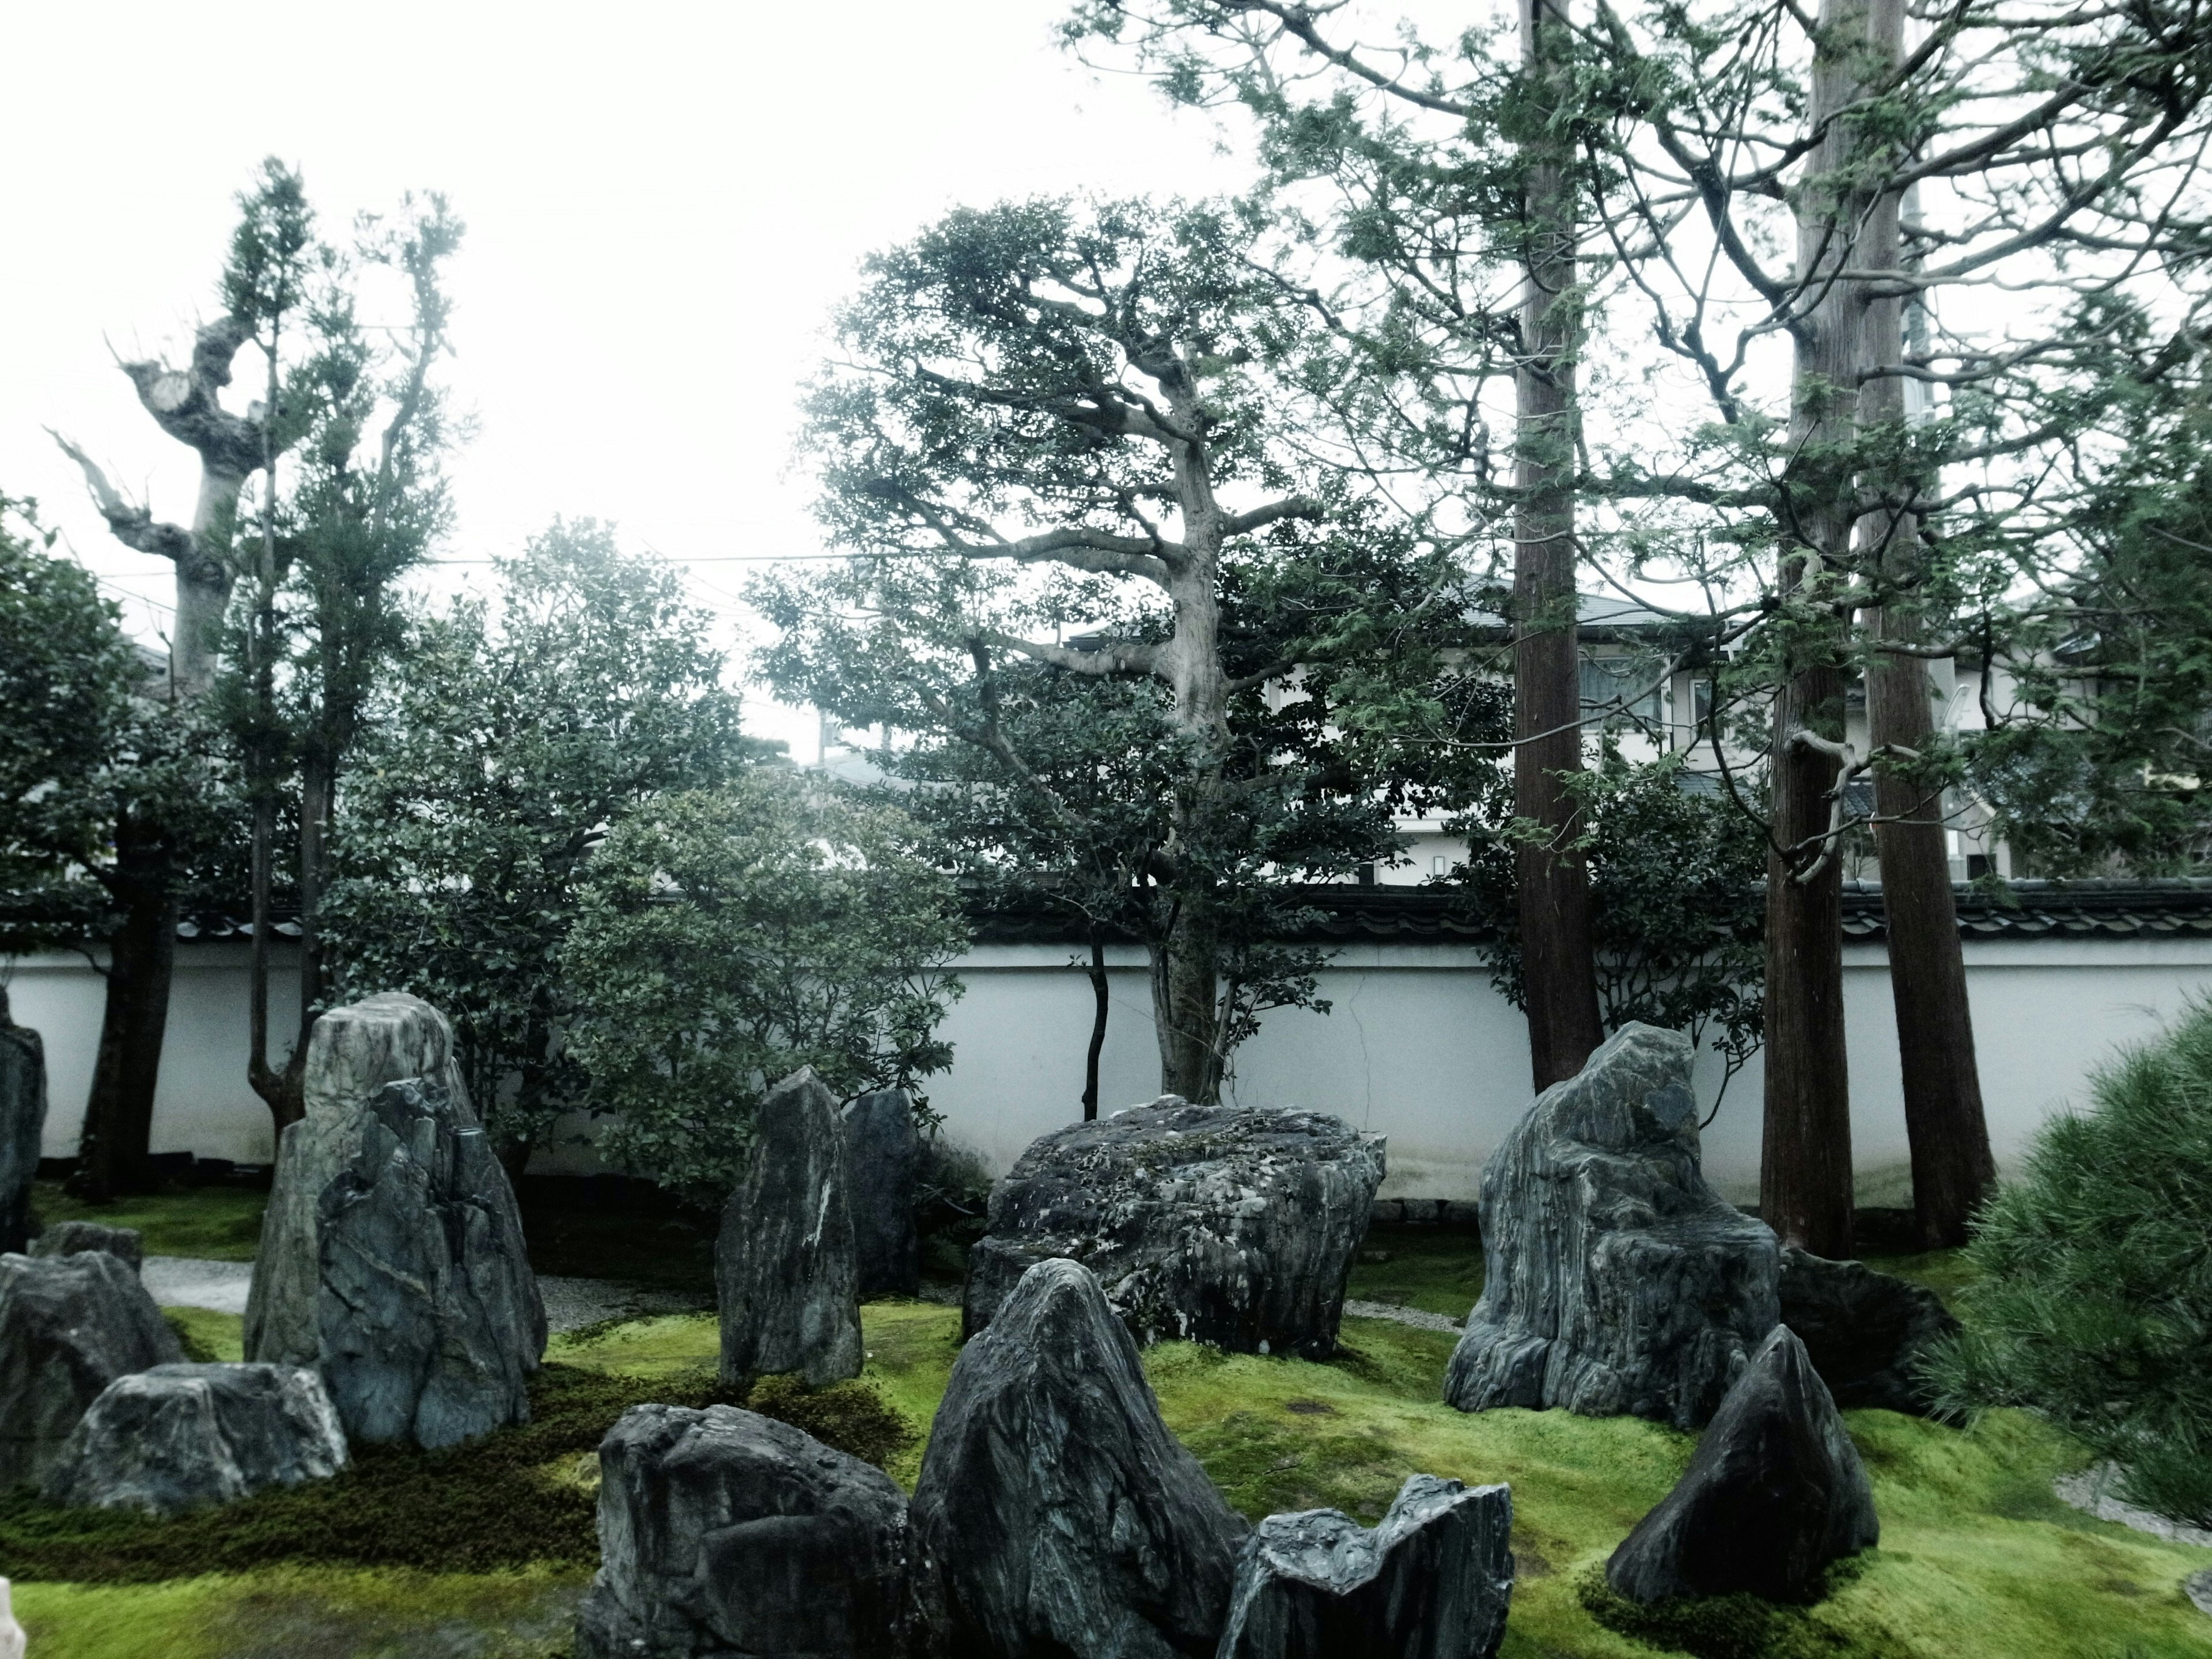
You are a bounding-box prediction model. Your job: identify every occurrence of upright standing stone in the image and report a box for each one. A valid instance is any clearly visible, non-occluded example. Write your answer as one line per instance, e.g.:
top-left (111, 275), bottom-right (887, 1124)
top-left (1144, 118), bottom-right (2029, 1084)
top-left (0, 1249), bottom-right (182, 1488)
top-left (1218, 1476), bottom-right (1516, 1659)
top-left (1606, 1325), bottom-right (1879, 1605)
top-left (912, 1257), bottom-right (1248, 1659)
top-left (0, 1577), bottom-right (22, 1659)
top-left (717, 1067), bottom-right (863, 1388)
top-left (246, 993), bottom-right (467, 1365)
top-left (963, 1101), bottom-right (1386, 1359)
top-left (576, 1403), bottom-right (919, 1659)
top-left (844, 1088), bottom-right (922, 1298)
top-left (1445, 1024), bottom-right (1779, 1429)
top-left (0, 991), bottom-right (46, 1256)
top-left (316, 1075), bottom-right (546, 1448)
top-left (30, 1221), bottom-right (144, 1271)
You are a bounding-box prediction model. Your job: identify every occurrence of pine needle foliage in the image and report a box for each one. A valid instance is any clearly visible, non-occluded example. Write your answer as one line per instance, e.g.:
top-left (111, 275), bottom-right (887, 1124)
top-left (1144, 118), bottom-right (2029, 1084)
top-left (1926, 1003), bottom-right (2212, 1525)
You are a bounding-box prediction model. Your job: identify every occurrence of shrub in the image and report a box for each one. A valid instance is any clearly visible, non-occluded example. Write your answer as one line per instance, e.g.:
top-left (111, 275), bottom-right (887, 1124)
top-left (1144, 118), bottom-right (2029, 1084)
top-left (1925, 1003), bottom-right (2212, 1525)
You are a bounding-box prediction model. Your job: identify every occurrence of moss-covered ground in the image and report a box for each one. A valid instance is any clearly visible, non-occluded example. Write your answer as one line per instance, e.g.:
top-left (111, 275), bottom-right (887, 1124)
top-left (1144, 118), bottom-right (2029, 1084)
top-left (11, 1217), bottom-right (2209, 1657)
top-left (28, 1180), bottom-right (268, 1263)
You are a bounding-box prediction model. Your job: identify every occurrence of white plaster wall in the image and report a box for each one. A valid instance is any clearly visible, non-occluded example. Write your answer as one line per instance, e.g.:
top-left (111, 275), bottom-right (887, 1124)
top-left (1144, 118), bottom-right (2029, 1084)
top-left (7, 933), bottom-right (2210, 1198)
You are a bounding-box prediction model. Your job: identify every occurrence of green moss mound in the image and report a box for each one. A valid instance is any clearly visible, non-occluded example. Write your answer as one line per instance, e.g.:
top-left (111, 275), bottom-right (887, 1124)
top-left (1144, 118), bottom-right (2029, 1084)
top-left (31, 1180), bottom-right (267, 1262)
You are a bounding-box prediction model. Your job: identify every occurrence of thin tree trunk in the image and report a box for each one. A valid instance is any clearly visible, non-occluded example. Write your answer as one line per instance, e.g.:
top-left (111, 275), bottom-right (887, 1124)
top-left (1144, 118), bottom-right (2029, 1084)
top-left (1513, 0), bottom-right (1604, 1093)
top-left (1083, 925), bottom-right (1109, 1122)
top-left (71, 818), bottom-right (176, 1201)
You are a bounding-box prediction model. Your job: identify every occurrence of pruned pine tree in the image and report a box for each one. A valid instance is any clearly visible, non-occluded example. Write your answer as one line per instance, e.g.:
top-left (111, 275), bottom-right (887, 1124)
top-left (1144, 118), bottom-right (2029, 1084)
top-left (756, 197), bottom-right (1433, 1103)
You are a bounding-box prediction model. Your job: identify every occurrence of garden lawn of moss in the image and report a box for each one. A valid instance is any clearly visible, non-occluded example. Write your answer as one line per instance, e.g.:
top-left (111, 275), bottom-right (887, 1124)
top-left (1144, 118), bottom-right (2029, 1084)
top-left (1344, 1224), bottom-right (1486, 1317)
top-left (29, 1180), bottom-right (267, 1262)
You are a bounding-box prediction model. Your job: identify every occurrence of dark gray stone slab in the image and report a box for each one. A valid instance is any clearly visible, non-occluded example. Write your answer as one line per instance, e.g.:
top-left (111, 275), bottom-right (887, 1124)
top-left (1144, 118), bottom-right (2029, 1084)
top-left (1607, 1325), bottom-right (1878, 1605)
top-left (1218, 1474), bottom-right (1515, 1659)
top-left (41, 1361), bottom-right (348, 1514)
top-left (0, 994), bottom-right (45, 1257)
top-left (30, 1221), bottom-right (144, 1272)
top-left (316, 1074), bottom-right (546, 1449)
top-left (1445, 1024), bottom-right (1779, 1429)
top-left (1778, 1248), bottom-right (1959, 1415)
top-left (717, 1067), bottom-right (863, 1388)
top-left (914, 1257), bottom-right (1247, 1658)
top-left (844, 1088), bottom-right (922, 1299)
top-left (962, 1099), bottom-right (1385, 1360)
top-left (0, 1249), bottom-right (181, 1488)
top-left (575, 1402), bottom-right (918, 1659)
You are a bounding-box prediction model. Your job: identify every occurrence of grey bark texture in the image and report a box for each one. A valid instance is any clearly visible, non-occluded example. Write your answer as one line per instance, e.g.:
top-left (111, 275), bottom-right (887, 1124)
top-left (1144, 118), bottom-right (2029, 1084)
top-left (40, 1361), bottom-right (348, 1515)
top-left (0, 1248), bottom-right (182, 1488)
top-left (247, 992), bottom-right (472, 1365)
top-left (1216, 1475), bottom-right (1516, 1659)
top-left (913, 1257), bottom-right (1249, 1659)
top-left (29, 1221), bottom-right (145, 1272)
top-left (845, 1088), bottom-right (923, 1298)
top-left (315, 1074), bottom-right (546, 1449)
top-left (1446, 1024), bottom-right (1780, 1429)
top-left (1778, 1247), bottom-right (1959, 1415)
top-left (1605, 1324), bottom-right (1878, 1605)
top-left (0, 995), bottom-right (46, 1255)
top-left (717, 1067), bottom-right (865, 1388)
top-left (576, 1402), bottom-right (920, 1659)
top-left (963, 1099), bottom-right (1385, 1359)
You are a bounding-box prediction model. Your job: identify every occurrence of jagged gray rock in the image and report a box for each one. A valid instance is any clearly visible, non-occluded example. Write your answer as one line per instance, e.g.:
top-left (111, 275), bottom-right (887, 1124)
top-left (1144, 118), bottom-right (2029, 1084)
top-left (1445, 1024), bottom-right (1779, 1429)
top-left (844, 1088), bottom-right (922, 1299)
top-left (30, 1221), bottom-right (144, 1272)
top-left (0, 992), bottom-right (45, 1256)
top-left (1607, 1325), bottom-right (1879, 1605)
top-left (0, 1249), bottom-right (181, 1488)
top-left (41, 1361), bottom-right (348, 1514)
top-left (1778, 1248), bottom-right (1960, 1415)
top-left (247, 992), bottom-right (470, 1366)
top-left (914, 1257), bottom-right (1248, 1658)
top-left (1218, 1475), bottom-right (1516, 1659)
top-left (575, 1402), bottom-right (918, 1659)
top-left (717, 1067), bottom-right (863, 1388)
top-left (963, 1099), bottom-right (1386, 1359)
top-left (316, 1074), bottom-right (546, 1448)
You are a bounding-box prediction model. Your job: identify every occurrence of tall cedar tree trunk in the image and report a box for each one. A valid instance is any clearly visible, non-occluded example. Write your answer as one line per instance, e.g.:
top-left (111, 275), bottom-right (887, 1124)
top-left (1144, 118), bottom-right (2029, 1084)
top-left (55, 316), bottom-right (262, 1195)
top-left (1859, 181), bottom-right (1995, 1247)
top-left (1512, 0), bottom-right (1606, 1092)
top-left (1760, 0), bottom-right (1885, 1257)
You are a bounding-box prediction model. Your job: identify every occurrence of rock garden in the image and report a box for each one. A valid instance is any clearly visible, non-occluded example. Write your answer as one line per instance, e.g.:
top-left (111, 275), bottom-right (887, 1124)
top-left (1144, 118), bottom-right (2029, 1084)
top-left (2, 998), bottom-right (2209, 1659)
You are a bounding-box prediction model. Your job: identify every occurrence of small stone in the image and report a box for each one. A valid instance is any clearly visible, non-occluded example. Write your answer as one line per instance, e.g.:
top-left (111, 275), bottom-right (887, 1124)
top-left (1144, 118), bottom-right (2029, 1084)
top-left (1218, 1474), bottom-right (1516, 1659)
top-left (914, 1257), bottom-right (1248, 1658)
top-left (1446, 1024), bottom-right (1779, 1429)
top-left (41, 1361), bottom-right (348, 1514)
top-left (2185, 1567), bottom-right (2212, 1619)
top-left (30, 1220), bottom-right (145, 1272)
top-left (844, 1088), bottom-right (922, 1298)
top-left (575, 1402), bottom-right (918, 1659)
top-left (1606, 1325), bottom-right (1878, 1605)
top-left (1778, 1248), bottom-right (1960, 1415)
top-left (963, 1100), bottom-right (1385, 1359)
top-left (0, 1249), bottom-right (182, 1488)
top-left (0, 992), bottom-right (46, 1257)
top-left (717, 1067), bottom-right (863, 1388)
top-left (0, 1575), bottom-right (22, 1659)
top-left (316, 1074), bottom-right (546, 1449)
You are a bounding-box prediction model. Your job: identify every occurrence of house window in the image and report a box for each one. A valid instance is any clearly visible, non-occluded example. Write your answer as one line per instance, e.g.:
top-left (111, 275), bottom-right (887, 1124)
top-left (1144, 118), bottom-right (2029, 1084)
top-left (1580, 656), bottom-right (1663, 727)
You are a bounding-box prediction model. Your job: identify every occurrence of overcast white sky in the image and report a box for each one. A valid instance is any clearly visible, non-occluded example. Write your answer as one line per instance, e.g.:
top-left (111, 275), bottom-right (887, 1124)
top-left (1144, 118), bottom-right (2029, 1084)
top-left (0, 2), bottom-right (1260, 759)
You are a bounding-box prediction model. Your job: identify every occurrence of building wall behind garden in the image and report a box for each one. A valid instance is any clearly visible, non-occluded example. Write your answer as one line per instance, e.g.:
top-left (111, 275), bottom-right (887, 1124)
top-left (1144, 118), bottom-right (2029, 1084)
top-left (7, 927), bottom-right (2209, 1202)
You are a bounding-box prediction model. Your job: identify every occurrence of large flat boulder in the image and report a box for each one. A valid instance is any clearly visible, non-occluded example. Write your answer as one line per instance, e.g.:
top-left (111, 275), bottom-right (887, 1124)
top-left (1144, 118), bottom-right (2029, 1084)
top-left (316, 1075), bottom-right (546, 1448)
top-left (1779, 1248), bottom-right (1959, 1415)
top-left (0, 994), bottom-right (45, 1256)
top-left (914, 1257), bottom-right (1248, 1658)
top-left (246, 993), bottom-right (468, 1365)
top-left (0, 1249), bottom-right (181, 1488)
top-left (1607, 1325), bottom-right (1878, 1604)
top-left (31, 1220), bottom-right (144, 1272)
top-left (1445, 1024), bottom-right (1779, 1429)
top-left (844, 1088), bottom-right (922, 1299)
top-left (1218, 1475), bottom-right (1516, 1659)
top-left (963, 1099), bottom-right (1385, 1359)
top-left (575, 1402), bottom-right (918, 1659)
top-left (717, 1068), bottom-right (863, 1388)
top-left (41, 1361), bottom-right (348, 1514)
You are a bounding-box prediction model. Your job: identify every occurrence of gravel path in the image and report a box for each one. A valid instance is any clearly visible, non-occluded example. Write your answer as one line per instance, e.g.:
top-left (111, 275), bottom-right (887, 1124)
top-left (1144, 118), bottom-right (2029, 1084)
top-left (1343, 1297), bottom-right (1463, 1334)
top-left (2054, 1464), bottom-right (2212, 1550)
top-left (142, 1255), bottom-right (707, 1334)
